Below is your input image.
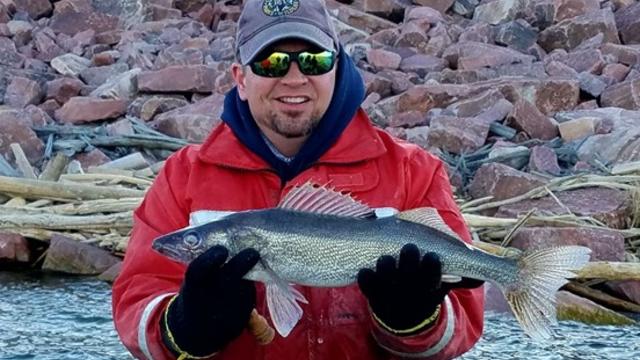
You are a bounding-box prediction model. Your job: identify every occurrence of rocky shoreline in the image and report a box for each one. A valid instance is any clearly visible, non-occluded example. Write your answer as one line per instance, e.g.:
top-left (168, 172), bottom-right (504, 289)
top-left (1, 0), bottom-right (640, 325)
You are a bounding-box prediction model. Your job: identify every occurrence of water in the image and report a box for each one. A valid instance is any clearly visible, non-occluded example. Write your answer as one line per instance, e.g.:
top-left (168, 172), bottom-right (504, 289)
top-left (1, 272), bottom-right (639, 360)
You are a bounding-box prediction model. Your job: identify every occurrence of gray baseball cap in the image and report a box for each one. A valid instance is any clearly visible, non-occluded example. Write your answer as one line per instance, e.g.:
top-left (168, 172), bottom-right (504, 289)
top-left (235, 0), bottom-right (340, 65)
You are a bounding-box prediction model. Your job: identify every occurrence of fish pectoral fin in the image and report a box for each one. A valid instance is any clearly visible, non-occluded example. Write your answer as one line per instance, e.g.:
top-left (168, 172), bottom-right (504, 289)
top-left (441, 274), bottom-right (462, 283)
top-left (262, 261), bottom-right (308, 338)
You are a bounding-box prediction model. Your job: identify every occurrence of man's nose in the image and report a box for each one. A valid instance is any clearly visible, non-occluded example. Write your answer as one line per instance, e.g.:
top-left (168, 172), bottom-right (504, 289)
top-left (281, 61), bottom-right (307, 85)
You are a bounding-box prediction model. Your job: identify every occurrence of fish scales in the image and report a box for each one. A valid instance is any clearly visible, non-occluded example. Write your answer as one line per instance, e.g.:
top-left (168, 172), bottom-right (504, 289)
top-left (220, 209), bottom-right (519, 287)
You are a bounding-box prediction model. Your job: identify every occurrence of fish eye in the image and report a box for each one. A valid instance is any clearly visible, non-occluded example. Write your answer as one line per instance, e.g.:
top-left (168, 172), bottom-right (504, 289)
top-left (183, 232), bottom-right (201, 248)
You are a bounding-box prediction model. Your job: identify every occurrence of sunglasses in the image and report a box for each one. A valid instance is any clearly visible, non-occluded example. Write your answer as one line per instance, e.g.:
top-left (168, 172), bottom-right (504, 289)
top-left (250, 50), bottom-right (337, 78)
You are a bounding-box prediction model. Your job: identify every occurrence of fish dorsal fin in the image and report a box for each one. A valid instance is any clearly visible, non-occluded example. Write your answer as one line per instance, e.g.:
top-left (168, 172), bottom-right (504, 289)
top-left (396, 207), bottom-right (466, 243)
top-left (278, 182), bottom-right (374, 218)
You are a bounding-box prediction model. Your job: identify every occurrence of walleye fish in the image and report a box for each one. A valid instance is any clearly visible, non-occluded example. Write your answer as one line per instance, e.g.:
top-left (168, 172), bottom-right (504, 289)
top-left (152, 183), bottom-right (591, 340)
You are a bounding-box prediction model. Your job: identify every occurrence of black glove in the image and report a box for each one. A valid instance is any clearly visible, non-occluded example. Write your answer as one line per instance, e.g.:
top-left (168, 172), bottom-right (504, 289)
top-left (161, 245), bottom-right (260, 357)
top-left (357, 243), bottom-right (483, 335)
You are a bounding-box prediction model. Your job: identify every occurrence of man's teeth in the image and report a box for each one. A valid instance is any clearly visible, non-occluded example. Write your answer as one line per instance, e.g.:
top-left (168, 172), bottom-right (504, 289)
top-left (280, 97), bottom-right (307, 104)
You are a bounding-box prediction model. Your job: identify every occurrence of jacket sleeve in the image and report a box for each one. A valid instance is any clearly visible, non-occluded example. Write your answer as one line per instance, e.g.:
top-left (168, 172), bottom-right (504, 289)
top-left (112, 147), bottom-right (208, 360)
top-left (371, 150), bottom-right (484, 359)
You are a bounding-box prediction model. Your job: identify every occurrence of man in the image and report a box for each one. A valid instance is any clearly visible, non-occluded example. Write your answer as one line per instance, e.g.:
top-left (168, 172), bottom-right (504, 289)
top-left (112, 0), bottom-right (484, 359)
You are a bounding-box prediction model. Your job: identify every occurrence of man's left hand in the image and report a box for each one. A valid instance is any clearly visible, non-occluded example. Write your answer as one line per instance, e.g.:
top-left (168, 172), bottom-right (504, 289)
top-left (357, 243), bottom-right (484, 335)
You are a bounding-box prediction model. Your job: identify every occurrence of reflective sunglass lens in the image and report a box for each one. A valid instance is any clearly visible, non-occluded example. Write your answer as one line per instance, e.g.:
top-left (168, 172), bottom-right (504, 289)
top-left (299, 51), bottom-right (335, 75)
top-left (252, 52), bottom-right (290, 77)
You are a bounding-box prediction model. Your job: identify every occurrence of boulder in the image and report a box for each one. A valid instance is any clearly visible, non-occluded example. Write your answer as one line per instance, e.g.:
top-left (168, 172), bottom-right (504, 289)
top-left (496, 187), bottom-right (632, 229)
top-left (538, 9), bottom-right (620, 52)
top-left (468, 162), bottom-right (546, 201)
top-left (54, 96), bottom-right (127, 124)
top-left (0, 232), bottom-right (30, 264)
top-left (42, 234), bottom-right (121, 275)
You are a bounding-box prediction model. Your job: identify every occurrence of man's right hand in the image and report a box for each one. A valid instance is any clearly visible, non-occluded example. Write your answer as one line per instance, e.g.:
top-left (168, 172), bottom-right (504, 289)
top-left (161, 245), bottom-right (260, 357)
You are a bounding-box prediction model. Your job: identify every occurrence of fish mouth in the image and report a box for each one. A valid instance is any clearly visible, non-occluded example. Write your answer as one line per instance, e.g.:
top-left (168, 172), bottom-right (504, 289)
top-left (152, 238), bottom-right (197, 263)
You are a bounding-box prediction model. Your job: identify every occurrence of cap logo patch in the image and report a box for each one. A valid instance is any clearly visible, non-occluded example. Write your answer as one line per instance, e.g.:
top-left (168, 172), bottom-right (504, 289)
top-left (262, 0), bottom-right (299, 17)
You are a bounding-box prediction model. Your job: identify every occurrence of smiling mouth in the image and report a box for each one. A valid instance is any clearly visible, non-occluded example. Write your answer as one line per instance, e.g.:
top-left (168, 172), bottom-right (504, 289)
top-left (277, 96), bottom-right (310, 105)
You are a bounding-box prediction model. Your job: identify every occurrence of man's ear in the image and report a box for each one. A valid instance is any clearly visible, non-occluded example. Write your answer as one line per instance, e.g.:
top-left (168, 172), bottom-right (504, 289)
top-left (231, 63), bottom-right (248, 100)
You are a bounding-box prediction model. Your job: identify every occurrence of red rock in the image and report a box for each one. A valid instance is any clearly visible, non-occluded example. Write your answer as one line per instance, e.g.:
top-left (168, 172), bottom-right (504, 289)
top-left (506, 99), bottom-right (558, 140)
top-left (443, 41), bottom-right (535, 70)
top-left (388, 111), bottom-right (428, 128)
top-left (474, 77), bottom-right (581, 115)
top-left (15, 0), bottom-right (52, 19)
top-left (362, 71), bottom-right (393, 98)
top-left (427, 115), bottom-right (491, 154)
top-left (600, 78), bottom-right (640, 110)
top-left (148, 5), bottom-right (182, 21)
top-left (510, 227), bottom-right (625, 261)
top-left (496, 187), bottom-right (631, 229)
top-left (0, 36), bottom-right (26, 68)
top-left (468, 162), bottom-right (546, 201)
top-left (601, 63), bottom-right (631, 83)
top-left (412, 0), bottom-right (455, 13)
top-left (444, 89), bottom-right (506, 118)
top-left (472, 0), bottom-right (526, 25)
top-left (138, 65), bottom-right (217, 93)
top-left (49, 8), bottom-right (120, 36)
top-left (33, 28), bottom-right (65, 62)
top-left (91, 51), bottom-right (119, 66)
top-left (386, 83), bottom-right (475, 115)
top-left (136, 96), bottom-right (190, 122)
top-left (98, 261), bottom-right (122, 283)
top-left (4, 77), bottom-right (43, 108)
top-left (0, 110), bottom-right (44, 165)
top-left (558, 117), bottom-right (597, 141)
top-left (606, 280), bottom-right (640, 305)
top-left (39, 99), bottom-right (61, 117)
top-left (538, 9), bottom-right (620, 51)
top-left (366, 48), bottom-right (402, 70)
top-left (600, 43), bottom-right (640, 66)
top-left (528, 145), bottom-right (561, 175)
top-left (395, 19), bottom-right (430, 51)
top-left (614, 2), bottom-right (640, 45)
top-left (45, 78), bottom-right (84, 105)
top-left (105, 118), bottom-right (134, 136)
top-left (399, 54), bottom-right (447, 77)
top-left (42, 233), bottom-right (121, 275)
top-left (544, 60), bottom-right (578, 77)
top-left (73, 148), bottom-right (111, 170)
top-left (331, 1), bottom-right (396, 34)
top-left (404, 126), bottom-right (431, 150)
top-left (0, 232), bottom-right (30, 263)
top-left (22, 105), bottom-right (51, 127)
top-left (54, 97), bottom-right (127, 124)
top-left (150, 93), bottom-right (225, 142)
top-left (551, 49), bottom-right (605, 74)
top-left (554, 0), bottom-right (600, 22)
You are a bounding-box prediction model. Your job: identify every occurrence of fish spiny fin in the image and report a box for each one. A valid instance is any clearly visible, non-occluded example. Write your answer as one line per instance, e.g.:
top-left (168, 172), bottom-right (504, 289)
top-left (278, 181), bottom-right (374, 218)
top-left (262, 260), bottom-right (308, 338)
top-left (396, 207), bottom-right (465, 242)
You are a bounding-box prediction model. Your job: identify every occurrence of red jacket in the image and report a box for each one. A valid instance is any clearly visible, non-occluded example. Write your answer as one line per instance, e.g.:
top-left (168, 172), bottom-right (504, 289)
top-left (112, 109), bottom-right (484, 360)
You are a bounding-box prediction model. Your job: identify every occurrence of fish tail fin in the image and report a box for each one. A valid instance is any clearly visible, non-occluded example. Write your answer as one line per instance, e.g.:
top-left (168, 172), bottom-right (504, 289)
top-left (502, 245), bottom-right (591, 341)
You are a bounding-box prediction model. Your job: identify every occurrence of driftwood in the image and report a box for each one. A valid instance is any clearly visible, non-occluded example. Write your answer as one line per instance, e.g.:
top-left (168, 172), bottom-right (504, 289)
top-left (565, 282), bottom-right (640, 314)
top-left (10, 143), bottom-right (37, 179)
top-left (0, 211), bottom-right (133, 231)
top-left (39, 153), bottom-right (70, 181)
top-left (97, 152), bottom-right (149, 170)
top-left (0, 175), bottom-right (145, 201)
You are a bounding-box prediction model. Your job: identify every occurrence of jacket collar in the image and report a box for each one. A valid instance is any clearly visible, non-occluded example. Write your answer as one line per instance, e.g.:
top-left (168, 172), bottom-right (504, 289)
top-left (198, 108), bottom-right (387, 170)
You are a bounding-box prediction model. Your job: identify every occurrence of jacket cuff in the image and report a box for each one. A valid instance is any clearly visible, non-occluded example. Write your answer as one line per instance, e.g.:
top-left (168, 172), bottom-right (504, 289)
top-left (372, 296), bottom-right (455, 358)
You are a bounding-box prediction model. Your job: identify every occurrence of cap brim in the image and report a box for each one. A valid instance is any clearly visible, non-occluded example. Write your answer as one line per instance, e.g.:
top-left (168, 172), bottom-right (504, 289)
top-left (239, 22), bottom-right (336, 65)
